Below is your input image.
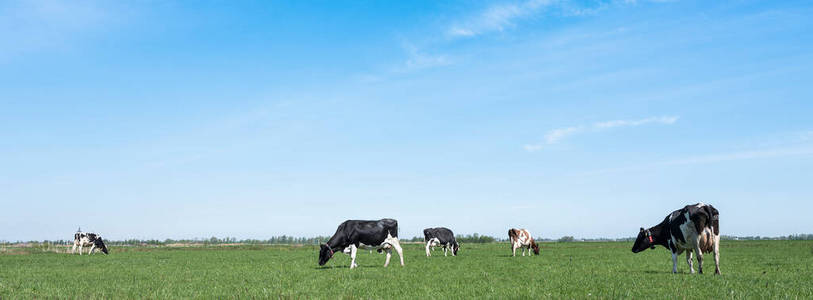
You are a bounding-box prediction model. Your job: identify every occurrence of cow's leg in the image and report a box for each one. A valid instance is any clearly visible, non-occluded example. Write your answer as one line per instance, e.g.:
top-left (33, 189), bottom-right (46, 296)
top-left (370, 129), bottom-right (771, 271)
top-left (79, 244), bottom-right (83, 255)
top-left (512, 243), bottom-right (517, 257)
top-left (671, 251), bottom-right (679, 273)
top-left (89, 245), bottom-right (96, 255)
top-left (443, 245), bottom-right (448, 257)
top-left (384, 248), bottom-right (392, 267)
top-left (713, 236), bottom-right (721, 275)
top-left (349, 244), bottom-right (358, 269)
top-left (71, 243), bottom-right (77, 254)
top-left (392, 239), bottom-right (405, 266)
top-left (695, 246), bottom-right (704, 274)
top-left (686, 250), bottom-right (695, 274)
top-left (425, 241), bottom-right (432, 257)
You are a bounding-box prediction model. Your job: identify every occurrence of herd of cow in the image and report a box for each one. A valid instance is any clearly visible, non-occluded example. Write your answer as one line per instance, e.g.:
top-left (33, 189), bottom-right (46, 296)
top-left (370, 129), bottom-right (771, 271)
top-left (71, 203), bottom-right (721, 274)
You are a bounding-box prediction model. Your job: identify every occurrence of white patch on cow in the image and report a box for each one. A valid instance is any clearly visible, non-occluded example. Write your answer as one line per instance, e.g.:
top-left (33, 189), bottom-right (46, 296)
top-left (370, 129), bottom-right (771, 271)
top-left (381, 233), bottom-right (404, 267)
top-left (348, 244), bottom-right (359, 269)
top-left (425, 238), bottom-right (440, 257)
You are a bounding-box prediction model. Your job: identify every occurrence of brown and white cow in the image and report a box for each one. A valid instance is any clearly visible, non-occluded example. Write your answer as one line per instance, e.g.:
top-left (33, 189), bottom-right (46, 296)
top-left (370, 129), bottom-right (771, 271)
top-left (508, 228), bottom-right (539, 256)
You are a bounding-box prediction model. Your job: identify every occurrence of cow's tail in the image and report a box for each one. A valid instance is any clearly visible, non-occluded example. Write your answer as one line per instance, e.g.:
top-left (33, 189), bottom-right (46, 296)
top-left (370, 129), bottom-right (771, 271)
top-left (707, 205), bottom-right (720, 235)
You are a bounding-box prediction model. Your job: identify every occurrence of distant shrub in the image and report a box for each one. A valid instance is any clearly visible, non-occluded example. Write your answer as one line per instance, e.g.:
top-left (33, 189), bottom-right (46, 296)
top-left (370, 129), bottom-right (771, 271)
top-left (456, 233), bottom-right (497, 243)
top-left (558, 236), bottom-right (576, 243)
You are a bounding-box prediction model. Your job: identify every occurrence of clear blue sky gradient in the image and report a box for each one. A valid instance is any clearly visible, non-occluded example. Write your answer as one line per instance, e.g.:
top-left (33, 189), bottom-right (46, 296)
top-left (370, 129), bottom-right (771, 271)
top-left (2, 0), bottom-right (812, 241)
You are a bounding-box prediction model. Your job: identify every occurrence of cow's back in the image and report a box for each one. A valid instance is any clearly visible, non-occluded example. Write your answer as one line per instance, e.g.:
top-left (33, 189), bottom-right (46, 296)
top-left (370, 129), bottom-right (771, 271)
top-left (379, 218), bottom-right (399, 238)
top-left (668, 203), bottom-right (720, 252)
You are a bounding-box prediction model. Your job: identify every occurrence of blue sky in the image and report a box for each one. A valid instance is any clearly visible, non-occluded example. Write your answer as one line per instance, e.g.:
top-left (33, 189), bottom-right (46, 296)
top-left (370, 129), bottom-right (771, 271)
top-left (2, 0), bottom-right (812, 241)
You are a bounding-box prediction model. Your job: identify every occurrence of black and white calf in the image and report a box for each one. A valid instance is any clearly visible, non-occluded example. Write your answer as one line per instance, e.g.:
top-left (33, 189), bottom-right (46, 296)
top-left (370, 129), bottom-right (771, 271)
top-left (72, 232), bottom-right (109, 255)
top-left (423, 227), bottom-right (459, 257)
top-left (319, 218), bottom-right (404, 269)
top-left (632, 203), bottom-right (720, 274)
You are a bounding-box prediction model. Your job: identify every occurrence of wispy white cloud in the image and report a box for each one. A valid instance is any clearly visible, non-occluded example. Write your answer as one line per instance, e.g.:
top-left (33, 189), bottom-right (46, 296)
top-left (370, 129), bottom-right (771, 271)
top-left (524, 116), bottom-right (679, 152)
top-left (594, 116), bottom-right (678, 129)
top-left (447, 0), bottom-right (556, 38)
top-left (445, 0), bottom-right (675, 39)
top-left (392, 42), bottom-right (453, 73)
top-left (544, 126), bottom-right (583, 144)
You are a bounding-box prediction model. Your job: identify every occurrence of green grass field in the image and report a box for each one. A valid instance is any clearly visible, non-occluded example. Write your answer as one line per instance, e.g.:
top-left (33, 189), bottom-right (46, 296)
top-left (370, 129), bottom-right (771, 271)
top-left (1, 241), bottom-right (811, 298)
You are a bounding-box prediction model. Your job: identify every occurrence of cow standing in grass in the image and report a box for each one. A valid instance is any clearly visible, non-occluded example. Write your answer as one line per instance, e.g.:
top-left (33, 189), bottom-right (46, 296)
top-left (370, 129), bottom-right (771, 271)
top-left (632, 203), bottom-right (720, 274)
top-left (319, 218), bottom-right (404, 269)
top-left (72, 232), bottom-right (109, 255)
top-left (508, 228), bottom-right (539, 256)
top-left (423, 227), bottom-right (459, 257)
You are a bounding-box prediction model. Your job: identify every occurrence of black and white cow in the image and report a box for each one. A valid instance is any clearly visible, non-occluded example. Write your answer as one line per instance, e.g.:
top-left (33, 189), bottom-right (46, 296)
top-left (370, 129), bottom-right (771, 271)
top-left (72, 232), bottom-right (109, 255)
top-left (632, 203), bottom-right (720, 274)
top-left (423, 227), bottom-right (459, 257)
top-left (319, 218), bottom-right (404, 269)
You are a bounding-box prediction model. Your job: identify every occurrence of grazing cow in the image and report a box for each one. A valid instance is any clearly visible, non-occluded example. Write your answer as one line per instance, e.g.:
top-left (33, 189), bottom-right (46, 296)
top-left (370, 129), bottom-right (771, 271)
top-left (72, 231), bottom-right (109, 255)
top-left (632, 203), bottom-right (720, 274)
top-left (319, 218), bottom-right (404, 269)
top-left (423, 227), bottom-right (459, 257)
top-left (508, 228), bottom-right (539, 256)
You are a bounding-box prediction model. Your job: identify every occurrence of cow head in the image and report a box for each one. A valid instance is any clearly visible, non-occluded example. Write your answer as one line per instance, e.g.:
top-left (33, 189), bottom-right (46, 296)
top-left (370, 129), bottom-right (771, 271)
top-left (631, 227), bottom-right (656, 253)
top-left (94, 237), bottom-right (109, 254)
top-left (531, 241), bottom-right (540, 255)
top-left (452, 242), bottom-right (460, 256)
top-left (318, 244), bottom-right (334, 266)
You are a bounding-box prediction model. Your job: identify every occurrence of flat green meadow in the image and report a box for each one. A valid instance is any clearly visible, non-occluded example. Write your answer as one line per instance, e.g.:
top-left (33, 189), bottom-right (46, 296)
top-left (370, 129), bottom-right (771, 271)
top-left (1, 241), bottom-right (811, 298)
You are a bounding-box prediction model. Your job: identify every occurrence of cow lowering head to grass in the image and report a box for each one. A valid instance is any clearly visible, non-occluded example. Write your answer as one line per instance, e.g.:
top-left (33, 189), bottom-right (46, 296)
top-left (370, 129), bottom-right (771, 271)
top-left (508, 228), bottom-right (539, 256)
top-left (423, 227), bottom-right (459, 257)
top-left (319, 218), bottom-right (404, 269)
top-left (72, 231), bottom-right (109, 255)
top-left (632, 203), bottom-right (720, 274)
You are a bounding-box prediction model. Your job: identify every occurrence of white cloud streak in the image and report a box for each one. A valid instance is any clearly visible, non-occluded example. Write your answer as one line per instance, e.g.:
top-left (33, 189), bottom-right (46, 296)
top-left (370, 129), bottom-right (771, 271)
top-left (393, 42), bottom-right (453, 73)
top-left (447, 0), bottom-right (555, 38)
top-left (524, 116), bottom-right (679, 152)
top-left (594, 116), bottom-right (678, 129)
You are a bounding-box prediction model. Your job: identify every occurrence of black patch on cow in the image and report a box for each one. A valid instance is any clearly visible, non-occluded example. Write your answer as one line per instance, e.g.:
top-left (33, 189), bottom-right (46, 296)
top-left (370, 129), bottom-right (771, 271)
top-left (667, 211), bottom-right (687, 244)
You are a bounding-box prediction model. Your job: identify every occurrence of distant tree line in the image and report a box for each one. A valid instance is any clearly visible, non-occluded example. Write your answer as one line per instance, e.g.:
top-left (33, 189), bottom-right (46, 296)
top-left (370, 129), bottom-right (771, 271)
top-left (720, 234), bottom-right (813, 241)
top-left (3, 234), bottom-right (812, 246)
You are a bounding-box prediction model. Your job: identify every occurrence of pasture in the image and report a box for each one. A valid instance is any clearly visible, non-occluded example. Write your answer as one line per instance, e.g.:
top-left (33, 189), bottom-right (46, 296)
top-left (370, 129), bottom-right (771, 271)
top-left (1, 241), bottom-right (811, 298)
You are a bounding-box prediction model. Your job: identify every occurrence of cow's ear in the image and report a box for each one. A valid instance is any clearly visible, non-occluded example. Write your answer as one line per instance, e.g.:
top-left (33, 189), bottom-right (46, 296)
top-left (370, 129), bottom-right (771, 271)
top-left (639, 227), bottom-right (644, 232)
